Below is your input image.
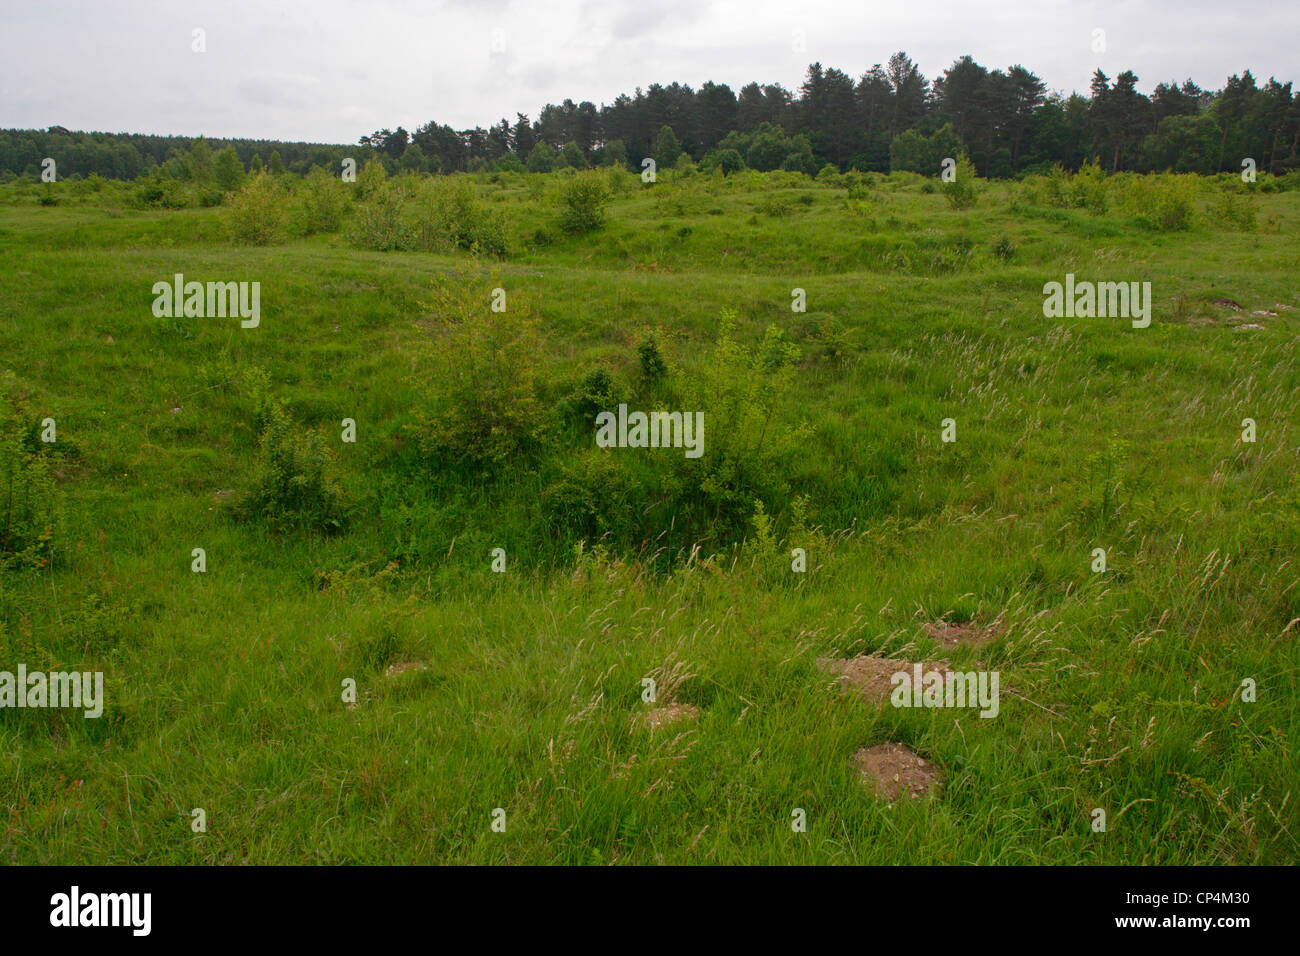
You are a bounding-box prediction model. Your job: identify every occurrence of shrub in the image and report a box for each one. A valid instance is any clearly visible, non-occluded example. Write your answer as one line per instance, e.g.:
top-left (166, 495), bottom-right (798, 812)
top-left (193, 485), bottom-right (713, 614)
top-left (558, 173), bottom-right (610, 235)
top-left (346, 183), bottom-right (413, 250)
top-left (354, 159), bottom-right (388, 201)
top-left (1122, 174), bottom-right (1200, 231)
top-left (411, 269), bottom-right (548, 471)
top-left (942, 154), bottom-right (980, 209)
top-left (0, 430), bottom-right (57, 570)
top-left (637, 336), bottom-right (668, 387)
top-left (301, 167), bottom-right (350, 234)
top-left (232, 401), bottom-right (346, 533)
top-left (1212, 188), bottom-right (1257, 231)
top-left (228, 173), bottom-right (288, 245)
top-left (412, 178), bottom-right (508, 257)
top-left (561, 367), bottom-right (625, 430)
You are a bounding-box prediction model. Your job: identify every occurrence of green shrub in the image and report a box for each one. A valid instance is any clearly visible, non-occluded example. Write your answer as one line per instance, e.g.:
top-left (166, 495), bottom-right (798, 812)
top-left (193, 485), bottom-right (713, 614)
top-left (1122, 174), bottom-right (1200, 231)
top-left (560, 367), bottom-right (626, 431)
top-left (411, 269), bottom-right (548, 471)
top-left (412, 179), bottom-right (509, 257)
top-left (354, 159), bottom-right (388, 201)
top-left (1212, 188), bottom-right (1258, 231)
top-left (637, 336), bottom-right (668, 387)
top-left (558, 173), bottom-right (610, 235)
top-left (232, 402), bottom-right (346, 533)
top-left (228, 172), bottom-right (287, 245)
top-left (301, 167), bottom-right (350, 234)
top-left (0, 432), bottom-right (57, 570)
top-left (942, 154), bottom-right (980, 209)
top-left (346, 183), bottom-right (413, 250)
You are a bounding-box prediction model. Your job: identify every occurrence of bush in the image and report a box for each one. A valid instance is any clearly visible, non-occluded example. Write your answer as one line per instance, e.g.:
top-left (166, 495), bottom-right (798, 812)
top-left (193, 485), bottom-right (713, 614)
top-left (942, 154), bottom-right (980, 209)
top-left (411, 268), bottom-right (548, 471)
top-left (0, 430), bottom-right (57, 570)
top-left (354, 159), bottom-right (388, 201)
top-left (301, 167), bottom-right (350, 234)
top-left (346, 183), bottom-right (413, 250)
top-left (412, 178), bottom-right (509, 257)
top-left (1212, 188), bottom-right (1257, 231)
top-left (638, 336), bottom-right (668, 387)
top-left (232, 401), bottom-right (346, 534)
top-left (1121, 174), bottom-right (1200, 231)
top-left (560, 367), bottom-right (625, 430)
top-left (228, 173), bottom-right (288, 245)
top-left (558, 173), bottom-right (610, 235)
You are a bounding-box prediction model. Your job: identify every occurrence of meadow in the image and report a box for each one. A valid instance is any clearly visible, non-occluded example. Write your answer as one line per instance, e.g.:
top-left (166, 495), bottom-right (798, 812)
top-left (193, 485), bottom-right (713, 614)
top-left (1, 161), bottom-right (1297, 864)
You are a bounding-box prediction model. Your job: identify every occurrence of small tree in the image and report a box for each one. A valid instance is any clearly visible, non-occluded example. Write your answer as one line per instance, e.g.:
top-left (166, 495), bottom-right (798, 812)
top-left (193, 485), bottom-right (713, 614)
top-left (213, 147), bottom-right (245, 191)
top-left (561, 141), bottom-right (587, 169)
top-left (400, 143), bottom-right (426, 174)
top-left (559, 172), bottom-right (610, 234)
top-left (188, 136), bottom-right (214, 182)
top-left (228, 172), bottom-right (287, 244)
top-left (943, 153), bottom-right (981, 209)
top-left (600, 139), bottom-right (628, 168)
top-left (654, 125), bottom-right (681, 170)
top-left (526, 141), bottom-right (555, 173)
top-left (268, 150), bottom-right (285, 175)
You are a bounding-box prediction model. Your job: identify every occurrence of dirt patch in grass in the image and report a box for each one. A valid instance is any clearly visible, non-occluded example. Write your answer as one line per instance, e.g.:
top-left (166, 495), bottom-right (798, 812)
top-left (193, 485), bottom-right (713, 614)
top-left (924, 618), bottom-right (1006, 649)
top-left (854, 743), bottom-right (944, 803)
top-left (384, 661), bottom-right (428, 679)
top-left (819, 655), bottom-right (952, 703)
top-left (637, 702), bottom-right (698, 730)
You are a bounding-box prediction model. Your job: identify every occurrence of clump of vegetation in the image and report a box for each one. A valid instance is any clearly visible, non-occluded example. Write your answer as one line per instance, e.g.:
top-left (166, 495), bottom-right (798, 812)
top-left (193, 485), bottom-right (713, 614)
top-left (411, 269), bottom-right (548, 470)
top-left (1212, 187), bottom-right (1258, 230)
top-left (346, 183), bottom-right (413, 250)
top-left (300, 167), bottom-right (350, 234)
top-left (1120, 173), bottom-right (1200, 230)
top-left (942, 154), bottom-right (980, 209)
top-left (413, 179), bottom-right (508, 256)
top-left (232, 401), bottom-right (347, 534)
top-left (228, 172), bottom-right (288, 245)
top-left (558, 173), bottom-right (610, 234)
top-left (0, 431), bottom-right (57, 570)
top-left (637, 335), bottom-right (668, 388)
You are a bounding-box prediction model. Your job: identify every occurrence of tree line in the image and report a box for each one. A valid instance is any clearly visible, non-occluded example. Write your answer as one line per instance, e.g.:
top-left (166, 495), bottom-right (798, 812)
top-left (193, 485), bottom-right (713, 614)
top-left (4, 53), bottom-right (1297, 182)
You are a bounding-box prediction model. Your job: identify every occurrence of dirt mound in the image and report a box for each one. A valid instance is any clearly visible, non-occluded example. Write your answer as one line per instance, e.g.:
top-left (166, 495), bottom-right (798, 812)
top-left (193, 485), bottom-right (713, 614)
top-left (924, 618), bottom-right (1005, 649)
top-left (853, 743), bottom-right (944, 802)
top-left (819, 655), bottom-right (952, 703)
top-left (384, 661), bottom-right (428, 679)
top-left (638, 702), bottom-right (698, 730)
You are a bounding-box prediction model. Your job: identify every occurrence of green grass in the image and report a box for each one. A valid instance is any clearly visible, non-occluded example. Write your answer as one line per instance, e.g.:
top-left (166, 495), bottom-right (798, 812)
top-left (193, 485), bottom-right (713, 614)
top-left (1, 167), bottom-right (1297, 864)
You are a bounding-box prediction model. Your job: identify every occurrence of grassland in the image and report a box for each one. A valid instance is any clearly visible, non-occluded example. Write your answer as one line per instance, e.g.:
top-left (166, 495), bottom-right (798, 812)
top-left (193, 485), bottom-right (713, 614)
top-left (1, 165), bottom-right (1298, 864)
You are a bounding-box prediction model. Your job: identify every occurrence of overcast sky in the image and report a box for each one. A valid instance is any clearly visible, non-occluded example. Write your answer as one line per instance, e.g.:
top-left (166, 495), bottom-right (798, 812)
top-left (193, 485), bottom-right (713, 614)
top-left (2, 0), bottom-right (1297, 144)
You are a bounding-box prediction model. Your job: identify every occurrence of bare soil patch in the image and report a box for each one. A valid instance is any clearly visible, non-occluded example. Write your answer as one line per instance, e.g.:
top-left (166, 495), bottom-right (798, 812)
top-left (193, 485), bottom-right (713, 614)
top-left (853, 743), bottom-right (944, 802)
top-left (384, 661), bottom-right (428, 679)
top-left (637, 702), bottom-right (698, 730)
top-left (819, 655), bottom-right (952, 703)
top-left (923, 618), bottom-right (1006, 649)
